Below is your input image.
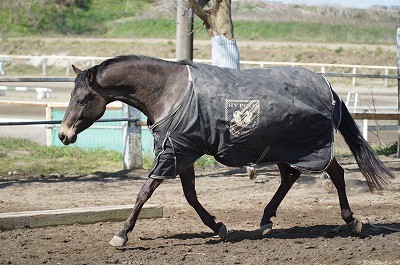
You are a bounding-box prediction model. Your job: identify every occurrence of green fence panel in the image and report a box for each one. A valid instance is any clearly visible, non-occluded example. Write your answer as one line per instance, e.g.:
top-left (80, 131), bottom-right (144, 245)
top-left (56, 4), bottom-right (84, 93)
top-left (51, 109), bottom-right (154, 157)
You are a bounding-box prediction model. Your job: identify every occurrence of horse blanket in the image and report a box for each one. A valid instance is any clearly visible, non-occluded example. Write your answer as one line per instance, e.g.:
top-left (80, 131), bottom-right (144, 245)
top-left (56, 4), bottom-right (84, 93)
top-left (148, 62), bottom-right (342, 179)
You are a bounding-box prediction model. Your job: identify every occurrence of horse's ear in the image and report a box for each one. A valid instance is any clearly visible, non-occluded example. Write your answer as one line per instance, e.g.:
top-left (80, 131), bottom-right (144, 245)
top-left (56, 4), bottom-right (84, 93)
top-left (86, 69), bottom-right (94, 85)
top-left (72, 65), bottom-right (83, 75)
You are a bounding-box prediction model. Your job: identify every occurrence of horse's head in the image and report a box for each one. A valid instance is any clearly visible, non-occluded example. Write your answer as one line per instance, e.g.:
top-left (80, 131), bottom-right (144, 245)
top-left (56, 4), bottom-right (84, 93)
top-left (58, 65), bottom-right (107, 145)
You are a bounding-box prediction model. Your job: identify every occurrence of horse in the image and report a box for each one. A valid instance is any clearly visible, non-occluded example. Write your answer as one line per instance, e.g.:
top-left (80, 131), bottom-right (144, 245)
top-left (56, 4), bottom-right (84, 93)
top-left (58, 55), bottom-right (395, 247)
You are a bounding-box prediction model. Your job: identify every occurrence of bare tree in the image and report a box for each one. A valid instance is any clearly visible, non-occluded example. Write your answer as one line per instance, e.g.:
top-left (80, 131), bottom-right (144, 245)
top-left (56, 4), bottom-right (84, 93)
top-left (188, 0), bottom-right (234, 39)
top-left (186, 0), bottom-right (240, 68)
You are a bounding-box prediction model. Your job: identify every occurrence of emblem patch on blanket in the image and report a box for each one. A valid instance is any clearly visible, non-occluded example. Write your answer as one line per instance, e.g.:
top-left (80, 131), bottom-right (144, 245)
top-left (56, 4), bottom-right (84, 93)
top-left (225, 99), bottom-right (260, 137)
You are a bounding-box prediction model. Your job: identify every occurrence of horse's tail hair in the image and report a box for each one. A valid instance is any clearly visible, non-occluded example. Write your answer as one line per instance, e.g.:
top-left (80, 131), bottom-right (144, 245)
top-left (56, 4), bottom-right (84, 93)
top-left (338, 102), bottom-right (396, 192)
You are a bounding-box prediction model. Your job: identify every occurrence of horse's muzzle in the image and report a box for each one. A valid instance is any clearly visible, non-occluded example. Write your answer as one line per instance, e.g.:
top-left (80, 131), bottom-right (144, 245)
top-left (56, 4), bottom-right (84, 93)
top-left (58, 131), bottom-right (77, 145)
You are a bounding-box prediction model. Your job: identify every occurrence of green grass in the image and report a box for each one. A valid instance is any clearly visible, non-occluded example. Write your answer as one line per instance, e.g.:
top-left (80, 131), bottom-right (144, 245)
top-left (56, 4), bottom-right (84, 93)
top-left (1, 1), bottom-right (396, 44)
top-left (194, 155), bottom-right (219, 168)
top-left (0, 0), bottom-right (151, 35)
top-left (142, 152), bottom-right (155, 170)
top-left (335, 142), bottom-right (398, 158)
top-left (0, 137), bottom-right (123, 175)
top-left (108, 19), bottom-right (180, 38)
top-left (375, 142), bottom-right (398, 156)
top-left (233, 21), bottom-right (395, 44)
top-left (142, 152), bottom-right (218, 170)
top-left (103, 19), bottom-right (396, 44)
top-left (0, 137), bottom-right (217, 175)
top-left (107, 17), bottom-right (211, 39)
top-left (0, 137), bottom-right (396, 176)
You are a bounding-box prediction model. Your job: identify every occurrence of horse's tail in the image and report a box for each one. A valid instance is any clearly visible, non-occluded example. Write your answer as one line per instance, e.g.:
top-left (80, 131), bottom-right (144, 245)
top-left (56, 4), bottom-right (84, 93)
top-left (337, 102), bottom-right (396, 192)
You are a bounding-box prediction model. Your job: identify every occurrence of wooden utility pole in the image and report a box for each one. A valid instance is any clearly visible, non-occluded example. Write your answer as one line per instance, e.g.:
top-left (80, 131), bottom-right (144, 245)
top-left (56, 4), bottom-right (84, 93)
top-left (176, 0), bottom-right (193, 61)
top-left (397, 26), bottom-right (400, 158)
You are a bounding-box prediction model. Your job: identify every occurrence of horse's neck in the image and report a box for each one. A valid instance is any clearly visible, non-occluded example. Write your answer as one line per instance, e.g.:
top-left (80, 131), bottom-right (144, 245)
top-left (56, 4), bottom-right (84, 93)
top-left (98, 61), bottom-right (189, 123)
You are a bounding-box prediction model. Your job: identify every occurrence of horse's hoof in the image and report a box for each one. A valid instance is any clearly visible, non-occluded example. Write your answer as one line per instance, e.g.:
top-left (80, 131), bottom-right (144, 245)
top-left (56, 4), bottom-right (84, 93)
top-left (109, 235), bottom-right (128, 247)
top-left (349, 217), bottom-right (362, 234)
top-left (259, 222), bottom-right (273, 235)
top-left (246, 166), bottom-right (257, 180)
top-left (218, 223), bottom-right (228, 240)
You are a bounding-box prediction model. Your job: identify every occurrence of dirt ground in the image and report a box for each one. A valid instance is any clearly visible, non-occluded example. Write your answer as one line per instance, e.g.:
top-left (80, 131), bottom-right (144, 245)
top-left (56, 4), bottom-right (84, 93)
top-left (0, 156), bottom-right (399, 265)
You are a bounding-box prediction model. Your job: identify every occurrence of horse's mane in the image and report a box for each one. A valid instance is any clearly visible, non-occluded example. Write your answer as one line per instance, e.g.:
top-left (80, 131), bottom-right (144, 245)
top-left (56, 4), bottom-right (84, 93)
top-left (76, 55), bottom-right (195, 85)
top-left (97, 55), bottom-right (190, 73)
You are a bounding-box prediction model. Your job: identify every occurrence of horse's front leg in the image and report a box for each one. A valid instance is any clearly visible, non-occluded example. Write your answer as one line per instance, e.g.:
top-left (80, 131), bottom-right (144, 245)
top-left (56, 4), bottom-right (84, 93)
top-left (180, 165), bottom-right (228, 240)
top-left (109, 177), bottom-right (163, 247)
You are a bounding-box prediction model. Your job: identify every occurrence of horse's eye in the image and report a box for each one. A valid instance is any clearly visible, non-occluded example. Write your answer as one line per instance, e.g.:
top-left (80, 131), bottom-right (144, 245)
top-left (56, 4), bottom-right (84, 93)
top-left (76, 98), bottom-right (85, 106)
top-left (77, 94), bottom-right (94, 106)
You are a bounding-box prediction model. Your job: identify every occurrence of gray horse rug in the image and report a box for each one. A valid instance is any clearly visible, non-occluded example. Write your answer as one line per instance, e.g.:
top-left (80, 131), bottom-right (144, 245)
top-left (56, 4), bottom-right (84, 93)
top-left (148, 62), bottom-right (342, 179)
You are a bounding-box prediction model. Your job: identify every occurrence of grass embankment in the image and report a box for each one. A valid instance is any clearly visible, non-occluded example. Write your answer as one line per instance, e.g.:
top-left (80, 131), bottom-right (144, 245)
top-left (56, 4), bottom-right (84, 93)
top-left (0, 137), bottom-right (396, 176)
top-left (2, 17), bottom-right (396, 45)
top-left (110, 19), bottom-right (395, 44)
top-left (1, 0), bottom-right (397, 44)
top-left (0, 137), bottom-right (220, 175)
top-left (0, 0), bottom-right (150, 35)
top-left (0, 137), bottom-right (123, 175)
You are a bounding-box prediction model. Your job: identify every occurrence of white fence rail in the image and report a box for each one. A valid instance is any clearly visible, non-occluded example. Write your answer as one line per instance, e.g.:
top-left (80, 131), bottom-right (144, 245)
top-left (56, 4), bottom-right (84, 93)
top-left (0, 85), bottom-right (52, 99)
top-left (0, 55), bottom-right (398, 86)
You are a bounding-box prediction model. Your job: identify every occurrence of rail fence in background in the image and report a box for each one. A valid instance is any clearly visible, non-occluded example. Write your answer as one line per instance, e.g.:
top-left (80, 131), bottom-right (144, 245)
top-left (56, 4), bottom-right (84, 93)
top-left (0, 55), bottom-right (398, 86)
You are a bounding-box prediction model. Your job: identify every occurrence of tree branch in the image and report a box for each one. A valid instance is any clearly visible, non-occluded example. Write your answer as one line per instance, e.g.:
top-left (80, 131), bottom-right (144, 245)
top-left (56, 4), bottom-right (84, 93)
top-left (187, 0), bottom-right (210, 24)
top-left (211, 0), bottom-right (222, 14)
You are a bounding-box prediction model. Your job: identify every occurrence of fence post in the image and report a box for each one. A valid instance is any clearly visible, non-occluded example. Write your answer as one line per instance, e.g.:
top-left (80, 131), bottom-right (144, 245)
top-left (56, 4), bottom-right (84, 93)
top-left (66, 61), bottom-right (70, 77)
top-left (122, 104), bottom-right (142, 169)
top-left (384, 68), bottom-right (389, 87)
top-left (362, 109), bottom-right (368, 141)
top-left (42, 57), bottom-right (47, 76)
top-left (352, 67), bottom-right (356, 87)
top-left (45, 105), bottom-right (52, 146)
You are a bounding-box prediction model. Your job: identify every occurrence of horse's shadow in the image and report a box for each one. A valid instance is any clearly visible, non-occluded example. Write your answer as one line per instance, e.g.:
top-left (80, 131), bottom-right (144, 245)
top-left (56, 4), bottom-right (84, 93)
top-left (118, 223), bottom-right (400, 252)
top-left (153, 222), bottom-right (400, 245)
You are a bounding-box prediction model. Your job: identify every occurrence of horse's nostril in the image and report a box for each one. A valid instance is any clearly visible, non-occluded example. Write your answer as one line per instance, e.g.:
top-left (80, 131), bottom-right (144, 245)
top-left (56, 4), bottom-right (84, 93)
top-left (58, 133), bottom-right (66, 142)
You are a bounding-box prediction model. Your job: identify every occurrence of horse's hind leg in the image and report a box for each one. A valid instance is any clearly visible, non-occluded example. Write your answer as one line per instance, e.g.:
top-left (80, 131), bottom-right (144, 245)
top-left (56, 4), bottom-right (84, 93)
top-left (180, 165), bottom-right (228, 240)
top-left (260, 162), bottom-right (300, 232)
top-left (326, 158), bottom-right (362, 233)
top-left (109, 177), bottom-right (163, 247)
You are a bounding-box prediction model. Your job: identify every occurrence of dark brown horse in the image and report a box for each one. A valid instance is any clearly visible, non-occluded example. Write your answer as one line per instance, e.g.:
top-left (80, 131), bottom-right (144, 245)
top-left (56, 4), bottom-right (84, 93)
top-left (59, 55), bottom-right (395, 247)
